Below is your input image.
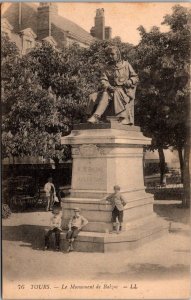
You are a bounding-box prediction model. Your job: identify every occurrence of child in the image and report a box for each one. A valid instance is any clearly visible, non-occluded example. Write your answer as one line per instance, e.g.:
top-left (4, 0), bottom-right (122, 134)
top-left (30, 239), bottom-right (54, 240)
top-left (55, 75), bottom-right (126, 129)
top-left (44, 177), bottom-right (56, 211)
top-left (66, 208), bottom-right (88, 252)
top-left (44, 206), bottom-right (62, 251)
top-left (105, 185), bottom-right (127, 233)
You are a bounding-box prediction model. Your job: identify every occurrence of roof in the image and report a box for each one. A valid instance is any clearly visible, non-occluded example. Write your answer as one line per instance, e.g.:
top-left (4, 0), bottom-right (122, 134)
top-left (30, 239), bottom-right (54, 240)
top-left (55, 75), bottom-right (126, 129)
top-left (3, 2), bottom-right (38, 34)
top-left (3, 2), bottom-right (94, 45)
top-left (51, 14), bottom-right (94, 45)
top-left (1, 17), bottom-right (13, 31)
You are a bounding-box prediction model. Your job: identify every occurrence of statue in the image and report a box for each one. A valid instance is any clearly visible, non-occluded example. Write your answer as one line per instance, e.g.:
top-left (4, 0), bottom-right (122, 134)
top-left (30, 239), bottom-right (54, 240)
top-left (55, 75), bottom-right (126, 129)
top-left (87, 46), bottom-right (139, 125)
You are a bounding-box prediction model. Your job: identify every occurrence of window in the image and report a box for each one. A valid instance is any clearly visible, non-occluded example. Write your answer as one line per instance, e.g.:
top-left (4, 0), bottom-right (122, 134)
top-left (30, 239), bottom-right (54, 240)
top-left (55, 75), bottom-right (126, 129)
top-left (26, 39), bottom-right (33, 49)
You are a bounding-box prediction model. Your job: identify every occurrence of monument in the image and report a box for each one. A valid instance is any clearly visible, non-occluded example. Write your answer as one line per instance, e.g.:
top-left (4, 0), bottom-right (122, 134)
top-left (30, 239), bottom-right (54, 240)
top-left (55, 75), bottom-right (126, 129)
top-left (61, 46), bottom-right (168, 252)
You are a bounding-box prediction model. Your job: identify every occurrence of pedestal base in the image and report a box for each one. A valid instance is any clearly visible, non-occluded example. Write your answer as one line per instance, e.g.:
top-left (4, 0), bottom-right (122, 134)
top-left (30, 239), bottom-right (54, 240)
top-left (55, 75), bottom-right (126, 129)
top-left (57, 216), bottom-right (169, 253)
top-left (60, 194), bottom-right (169, 252)
top-left (61, 121), bottom-right (168, 252)
top-left (61, 189), bottom-right (155, 233)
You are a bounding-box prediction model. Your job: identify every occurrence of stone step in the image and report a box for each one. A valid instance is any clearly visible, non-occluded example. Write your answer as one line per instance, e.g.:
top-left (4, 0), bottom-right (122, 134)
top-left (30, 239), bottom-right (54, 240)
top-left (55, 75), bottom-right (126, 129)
top-left (68, 188), bottom-right (148, 199)
top-left (61, 195), bottom-right (154, 212)
top-left (62, 201), bottom-right (154, 230)
top-left (62, 190), bottom-right (152, 204)
top-left (62, 199), bottom-right (153, 217)
top-left (45, 217), bottom-right (169, 252)
top-left (62, 206), bottom-right (155, 232)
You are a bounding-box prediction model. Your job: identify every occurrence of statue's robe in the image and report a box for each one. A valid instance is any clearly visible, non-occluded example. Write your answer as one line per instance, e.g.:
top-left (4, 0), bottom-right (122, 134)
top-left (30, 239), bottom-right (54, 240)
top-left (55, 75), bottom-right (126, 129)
top-left (87, 60), bottom-right (138, 124)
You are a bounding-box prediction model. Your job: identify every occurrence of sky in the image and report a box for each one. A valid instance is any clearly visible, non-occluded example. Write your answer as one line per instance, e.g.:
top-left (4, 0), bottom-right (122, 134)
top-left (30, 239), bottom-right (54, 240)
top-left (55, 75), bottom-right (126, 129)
top-left (2, 2), bottom-right (190, 45)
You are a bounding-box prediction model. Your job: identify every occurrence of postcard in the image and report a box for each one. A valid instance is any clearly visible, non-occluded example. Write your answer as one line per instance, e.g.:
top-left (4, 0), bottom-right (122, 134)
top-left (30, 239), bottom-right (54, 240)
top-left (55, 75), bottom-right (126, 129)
top-left (1, 1), bottom-right (190, 299)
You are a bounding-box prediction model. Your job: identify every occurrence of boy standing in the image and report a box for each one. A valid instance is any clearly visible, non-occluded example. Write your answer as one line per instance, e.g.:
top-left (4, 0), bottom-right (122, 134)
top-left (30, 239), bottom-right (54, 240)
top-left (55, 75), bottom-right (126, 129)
top-left (105, 185), bottom-right (127, 233)
top-left (44, 207), bottom-right (62, 251)
top-left (66, 208), bottom-right (88, 252)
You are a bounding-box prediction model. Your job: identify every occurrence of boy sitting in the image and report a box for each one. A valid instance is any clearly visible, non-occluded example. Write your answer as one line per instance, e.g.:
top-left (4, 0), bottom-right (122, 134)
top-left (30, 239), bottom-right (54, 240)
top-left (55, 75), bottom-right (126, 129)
top-left (105, 185), bottom-right (127, 233)
top-left (44, 206), bottom-right (62, 251)
top-left (66, 208), bottom-right (88, 252)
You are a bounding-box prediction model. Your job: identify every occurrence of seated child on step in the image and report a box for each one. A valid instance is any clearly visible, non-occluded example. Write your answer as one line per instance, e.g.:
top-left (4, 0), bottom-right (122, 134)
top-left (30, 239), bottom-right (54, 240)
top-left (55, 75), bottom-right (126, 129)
top-left (44, 206), bottom-right (62, 251)
top-left (66, 208), bottom-right (88, 252)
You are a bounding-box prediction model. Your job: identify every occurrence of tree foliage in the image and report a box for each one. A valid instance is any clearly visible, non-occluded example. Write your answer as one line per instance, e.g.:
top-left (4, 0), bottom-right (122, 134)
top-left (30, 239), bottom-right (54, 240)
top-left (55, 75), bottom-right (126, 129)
top-left (1, 6), bottom-right (190, 204)
top-left (135, 9), bottom-right (190, 148)
top-left (2, 37), bottom-right (65, 160)
top-left (134, 5), bottom-right (190, 186)
top-left (1, 35), bottom-right (134, 161)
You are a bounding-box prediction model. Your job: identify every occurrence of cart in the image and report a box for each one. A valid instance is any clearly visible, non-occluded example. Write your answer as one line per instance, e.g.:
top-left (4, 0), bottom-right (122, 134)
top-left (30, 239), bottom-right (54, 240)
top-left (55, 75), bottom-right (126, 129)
top-left (8, 176), bottom-right (40, 211)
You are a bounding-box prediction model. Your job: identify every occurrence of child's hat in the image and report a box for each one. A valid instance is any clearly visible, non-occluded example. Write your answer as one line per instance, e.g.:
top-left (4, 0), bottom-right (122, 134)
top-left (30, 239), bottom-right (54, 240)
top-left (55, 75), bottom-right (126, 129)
top-left (114, 185), bottom-right (120, 190)
top-left (73, 207), bottom-right (80, 212)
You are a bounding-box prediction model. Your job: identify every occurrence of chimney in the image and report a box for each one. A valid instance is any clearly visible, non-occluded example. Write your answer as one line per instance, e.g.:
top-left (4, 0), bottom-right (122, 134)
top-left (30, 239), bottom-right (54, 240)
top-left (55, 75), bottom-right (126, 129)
top-left (105, 26), bottom-right (112, 40)
top-left (94, 8), bottom-right (105, 40)
top-left (90, 27), bottom-right (96, 37)
top-left (37, 2), bottom-right (58, 40)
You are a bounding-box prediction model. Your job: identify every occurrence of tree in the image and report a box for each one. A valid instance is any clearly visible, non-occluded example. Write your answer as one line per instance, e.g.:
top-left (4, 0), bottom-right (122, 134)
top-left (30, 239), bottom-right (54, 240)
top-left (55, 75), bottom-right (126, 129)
top-left (134, 5), bottom-right (190, 205)
top-left (1, 36), bottom-right (68, 162)
top-left (1, 32), bottom-right (19, 98)
top-left (2, 35), bottom-right (134, 163)
top-left (1, 32), bottom-right (19, 61)
top-left (134, 26), bottom-right (174, 183)
top-left (2, 64), bottom-right (64, 160)
top-left (163, 5), bottom-right (190, 207)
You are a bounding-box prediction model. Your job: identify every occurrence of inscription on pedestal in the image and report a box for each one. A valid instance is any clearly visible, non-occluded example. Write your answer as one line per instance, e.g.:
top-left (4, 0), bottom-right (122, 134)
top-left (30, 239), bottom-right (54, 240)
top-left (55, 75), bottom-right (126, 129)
top-left (80, 144), bottom-right (99, 157)
top-left (72, 158), bottom-right (107, 190)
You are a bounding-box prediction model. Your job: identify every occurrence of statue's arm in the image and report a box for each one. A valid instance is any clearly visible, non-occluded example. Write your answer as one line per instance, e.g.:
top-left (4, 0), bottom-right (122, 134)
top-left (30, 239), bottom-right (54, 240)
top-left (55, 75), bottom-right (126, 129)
top-left (127, 62), bottom-right (139, 85)
top-left (100, 69), bottom-right (115, 92)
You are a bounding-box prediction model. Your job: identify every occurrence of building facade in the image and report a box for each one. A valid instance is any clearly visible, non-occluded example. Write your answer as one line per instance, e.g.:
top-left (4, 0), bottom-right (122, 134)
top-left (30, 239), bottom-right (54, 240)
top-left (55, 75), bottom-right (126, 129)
top-left (2, 2), bottom-right (98, 54)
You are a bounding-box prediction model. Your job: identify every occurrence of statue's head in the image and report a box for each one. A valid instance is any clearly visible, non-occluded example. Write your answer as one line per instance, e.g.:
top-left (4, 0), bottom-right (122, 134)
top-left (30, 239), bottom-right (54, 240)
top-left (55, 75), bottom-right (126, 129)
top-left (105, 46), bottom-right (121, 64)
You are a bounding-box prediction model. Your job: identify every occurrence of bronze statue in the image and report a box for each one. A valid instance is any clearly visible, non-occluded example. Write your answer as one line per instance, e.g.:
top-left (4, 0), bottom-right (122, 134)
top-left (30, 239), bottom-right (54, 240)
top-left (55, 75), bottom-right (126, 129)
top-left (87, 46), bottom-right (138, 125)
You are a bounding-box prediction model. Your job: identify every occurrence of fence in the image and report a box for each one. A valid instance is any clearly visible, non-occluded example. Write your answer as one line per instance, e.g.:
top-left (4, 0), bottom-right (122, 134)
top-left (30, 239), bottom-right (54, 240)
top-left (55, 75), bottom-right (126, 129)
top-left (145, 173), bottom-right (183, 200)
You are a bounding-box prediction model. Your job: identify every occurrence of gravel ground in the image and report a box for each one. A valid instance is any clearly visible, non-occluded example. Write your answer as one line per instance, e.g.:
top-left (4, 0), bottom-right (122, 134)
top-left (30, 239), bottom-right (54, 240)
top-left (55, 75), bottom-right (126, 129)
top-left (2, 203), bottom-right (190, 299)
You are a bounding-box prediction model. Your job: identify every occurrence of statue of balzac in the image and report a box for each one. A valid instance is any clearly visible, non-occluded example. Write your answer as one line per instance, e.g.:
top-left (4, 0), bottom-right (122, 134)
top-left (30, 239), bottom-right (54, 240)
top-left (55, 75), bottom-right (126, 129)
top-left (87, 46), bottom-right (139, 125)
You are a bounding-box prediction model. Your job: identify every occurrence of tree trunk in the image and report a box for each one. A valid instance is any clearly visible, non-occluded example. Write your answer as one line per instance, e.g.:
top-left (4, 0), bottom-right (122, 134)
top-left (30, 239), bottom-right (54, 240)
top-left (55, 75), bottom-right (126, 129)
top-left (177, 146), bottom-right (184, 183)
top-left (158, 147), bottom-right (166, 185)
top-left (182, 135), bottom-right (190, 208)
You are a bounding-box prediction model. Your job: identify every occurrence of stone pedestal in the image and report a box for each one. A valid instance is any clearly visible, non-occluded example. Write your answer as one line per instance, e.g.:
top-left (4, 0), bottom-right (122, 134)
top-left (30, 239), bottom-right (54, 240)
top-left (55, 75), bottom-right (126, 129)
top-left (61, 119), bottom-right (168, 252)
